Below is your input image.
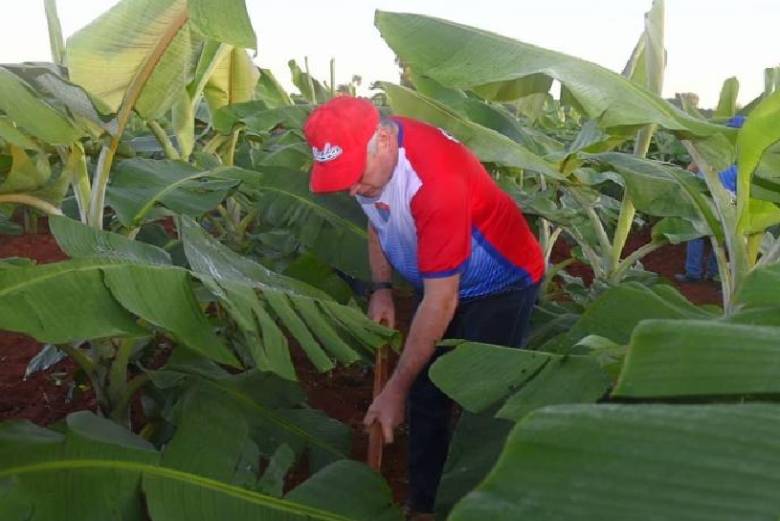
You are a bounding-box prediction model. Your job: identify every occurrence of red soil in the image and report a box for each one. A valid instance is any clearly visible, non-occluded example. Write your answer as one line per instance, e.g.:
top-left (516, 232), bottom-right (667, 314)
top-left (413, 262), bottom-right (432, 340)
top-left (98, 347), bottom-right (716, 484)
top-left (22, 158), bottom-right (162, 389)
top-left (0, 226), bottom-right (96, 424)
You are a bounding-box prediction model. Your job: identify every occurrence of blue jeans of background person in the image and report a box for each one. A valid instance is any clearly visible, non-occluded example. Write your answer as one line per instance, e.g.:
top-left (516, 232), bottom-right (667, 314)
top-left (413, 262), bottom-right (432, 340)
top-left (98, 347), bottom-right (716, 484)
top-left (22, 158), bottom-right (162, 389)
top-left (407, 282), bottom-right (539, 513)
top-left (685, 237), bottom-right (718, 279)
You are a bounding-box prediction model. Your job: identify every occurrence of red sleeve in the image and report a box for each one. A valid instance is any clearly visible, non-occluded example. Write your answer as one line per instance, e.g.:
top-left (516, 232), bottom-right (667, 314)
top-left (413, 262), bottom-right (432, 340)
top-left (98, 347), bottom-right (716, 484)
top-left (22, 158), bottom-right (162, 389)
top-left (411, 178), bottom-right (471, 278)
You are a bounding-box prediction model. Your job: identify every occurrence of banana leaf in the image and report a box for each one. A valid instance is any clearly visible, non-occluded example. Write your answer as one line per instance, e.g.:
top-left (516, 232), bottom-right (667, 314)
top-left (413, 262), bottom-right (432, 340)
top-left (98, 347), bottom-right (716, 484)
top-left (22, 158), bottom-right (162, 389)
top-left (540, 282), bottom-right (713, 353)
top-left (213, 102), bottom-right (310, 135)
top-left (0, 66), bottom-right (81, 145)
top-left (181, 217), bottom-right (397, 379)
top-left (0, 411), bottom-right (401, 521)
top-left (66, 0), bottom-right (255, 120)
top-left (106, 159), bottom-right (239, 228)
top-left (614, 319), bottom-right (780, 398)
top-left (449, 403), bottom-right (780, 521)
top-left (714, 77), bottom-right (739, 119)
top-left (218, 166), bottom-right (370, 280)
top-left (0, 257), bottom-right (238, 367)
top-left (380, 82), bottom-right (563, 179)
top-left (49, 215), bottom-right (171, 265)
top-left (430, 341), bottom-right (610, 421)
top-left (374, 11), bottom-right (726, 137)
top-left (203, 46), bottom-right (259, 114)
top-left (256, 68), bottom-right (293, 108)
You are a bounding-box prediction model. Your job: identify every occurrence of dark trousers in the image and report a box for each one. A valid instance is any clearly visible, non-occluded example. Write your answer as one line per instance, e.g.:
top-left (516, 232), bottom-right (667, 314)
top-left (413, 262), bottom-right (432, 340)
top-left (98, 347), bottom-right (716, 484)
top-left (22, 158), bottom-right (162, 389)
top-left (407, 282), bottom-right (539, 513)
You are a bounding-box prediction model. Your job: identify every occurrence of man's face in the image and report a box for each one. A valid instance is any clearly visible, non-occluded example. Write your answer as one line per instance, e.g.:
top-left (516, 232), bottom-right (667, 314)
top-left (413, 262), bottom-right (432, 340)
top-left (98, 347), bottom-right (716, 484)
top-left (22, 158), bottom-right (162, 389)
top-left (349, 126), bottom-right (397, 198)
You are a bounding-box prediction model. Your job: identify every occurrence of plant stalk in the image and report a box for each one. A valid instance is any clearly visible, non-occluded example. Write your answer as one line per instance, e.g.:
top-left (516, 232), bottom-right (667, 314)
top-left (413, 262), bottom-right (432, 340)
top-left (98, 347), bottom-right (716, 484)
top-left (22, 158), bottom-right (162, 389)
top-left (609, 124), bottom-right (656, 275)
top-left (711, 237), bottom-right (733, 312)
top-left (0, 194), bottom-right (63, 216)
top-left (540, 257), bottom-right (575, 302)
top-left (609, 239), bottom-right (666, 284)
top-left (148, 120), bottom-right (180, 160)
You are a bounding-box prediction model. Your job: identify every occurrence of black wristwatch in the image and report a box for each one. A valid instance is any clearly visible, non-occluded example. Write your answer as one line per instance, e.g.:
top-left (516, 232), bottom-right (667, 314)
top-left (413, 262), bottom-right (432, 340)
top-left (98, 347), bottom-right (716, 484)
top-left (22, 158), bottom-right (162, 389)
top-left (368, 281), bottom-right (393, 294)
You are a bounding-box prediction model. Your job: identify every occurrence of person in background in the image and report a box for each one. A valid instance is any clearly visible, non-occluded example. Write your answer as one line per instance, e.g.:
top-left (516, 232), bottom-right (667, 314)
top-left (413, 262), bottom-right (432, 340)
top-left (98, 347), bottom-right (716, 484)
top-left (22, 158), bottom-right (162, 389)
top-left (675, 115), bottom-right (745, 283)
top-left (303, 97), bottom-right (544, 520)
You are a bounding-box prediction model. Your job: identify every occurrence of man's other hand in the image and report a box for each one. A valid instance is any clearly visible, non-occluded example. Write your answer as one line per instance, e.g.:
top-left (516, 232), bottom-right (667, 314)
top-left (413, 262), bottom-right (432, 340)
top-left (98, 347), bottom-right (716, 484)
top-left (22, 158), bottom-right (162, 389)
top-left (368, 288), bottom-right (395, 328)
top-left (363, 385), bottom-right (405, 444)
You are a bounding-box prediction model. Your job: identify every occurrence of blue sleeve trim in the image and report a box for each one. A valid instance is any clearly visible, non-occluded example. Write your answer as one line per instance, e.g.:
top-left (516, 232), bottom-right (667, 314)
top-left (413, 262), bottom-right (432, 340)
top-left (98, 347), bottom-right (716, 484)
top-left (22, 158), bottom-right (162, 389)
top-left (392, 118), bottom-right (405, 147)
top-left (421, 262), bottom-right (465, 279)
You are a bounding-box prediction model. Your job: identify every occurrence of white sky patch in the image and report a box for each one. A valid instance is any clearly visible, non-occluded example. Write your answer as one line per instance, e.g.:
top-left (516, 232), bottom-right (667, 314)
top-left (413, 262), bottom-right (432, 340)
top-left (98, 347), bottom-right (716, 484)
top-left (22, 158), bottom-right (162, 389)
top-left (1, 0), bottom-right (777, 108)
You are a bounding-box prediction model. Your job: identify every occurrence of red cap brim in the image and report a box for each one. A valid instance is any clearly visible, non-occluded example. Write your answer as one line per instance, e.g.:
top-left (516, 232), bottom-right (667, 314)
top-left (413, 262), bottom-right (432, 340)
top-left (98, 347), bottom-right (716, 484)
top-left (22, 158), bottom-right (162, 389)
top-left (309, 146), bottom-right (367, 193)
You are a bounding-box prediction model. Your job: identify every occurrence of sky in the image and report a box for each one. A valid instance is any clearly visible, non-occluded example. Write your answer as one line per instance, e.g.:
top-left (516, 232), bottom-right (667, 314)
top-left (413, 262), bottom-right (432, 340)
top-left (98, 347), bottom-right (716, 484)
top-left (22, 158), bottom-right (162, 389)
top-left (1, 0), bottom-right (776, 108)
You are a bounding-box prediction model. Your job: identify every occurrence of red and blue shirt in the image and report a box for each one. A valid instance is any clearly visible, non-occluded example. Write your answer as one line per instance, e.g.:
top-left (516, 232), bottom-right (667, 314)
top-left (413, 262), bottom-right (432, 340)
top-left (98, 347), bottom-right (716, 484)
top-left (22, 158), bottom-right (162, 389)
top-left (357, 117), bottom-right (544, 298)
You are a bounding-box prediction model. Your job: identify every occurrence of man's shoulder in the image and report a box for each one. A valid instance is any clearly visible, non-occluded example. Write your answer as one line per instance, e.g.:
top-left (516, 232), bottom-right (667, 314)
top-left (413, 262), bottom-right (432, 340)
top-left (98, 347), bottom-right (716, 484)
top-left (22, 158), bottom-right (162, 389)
top-left (395, 117), bottom-right (482, 185)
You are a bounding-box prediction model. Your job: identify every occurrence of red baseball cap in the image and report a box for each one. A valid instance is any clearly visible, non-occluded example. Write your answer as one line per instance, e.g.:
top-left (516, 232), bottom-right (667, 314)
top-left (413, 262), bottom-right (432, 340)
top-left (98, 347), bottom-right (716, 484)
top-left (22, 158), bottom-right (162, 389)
top-left (304, 96), bottom-right (380, 193)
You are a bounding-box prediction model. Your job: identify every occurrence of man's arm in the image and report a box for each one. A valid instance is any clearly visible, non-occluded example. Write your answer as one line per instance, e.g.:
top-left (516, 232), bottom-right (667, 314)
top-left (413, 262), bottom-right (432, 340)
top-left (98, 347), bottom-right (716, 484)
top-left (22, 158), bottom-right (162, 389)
top-left (367, 224), bottom-right (395, 328)
top-left (363, 273), bottom-right (460, 443)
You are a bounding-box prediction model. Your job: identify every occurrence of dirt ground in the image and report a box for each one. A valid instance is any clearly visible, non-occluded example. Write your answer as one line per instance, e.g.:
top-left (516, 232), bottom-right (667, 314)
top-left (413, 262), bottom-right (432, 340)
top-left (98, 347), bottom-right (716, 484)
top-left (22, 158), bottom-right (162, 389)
top-left (0, 220), bottom-right (721, 503)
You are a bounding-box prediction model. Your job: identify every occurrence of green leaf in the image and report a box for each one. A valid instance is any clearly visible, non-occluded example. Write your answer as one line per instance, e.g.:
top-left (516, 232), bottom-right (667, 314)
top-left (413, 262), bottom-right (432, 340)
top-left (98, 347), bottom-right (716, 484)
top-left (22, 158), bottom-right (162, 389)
top-left (256, 68), bottom-right (293, 108)
top-left (590, 152), bottom-right (704, 220)
top-left (161, 385), bottom-right (254, 483)
top-left (736, 261), bottom-right (780, 309)
top-left (289, 59), bottom-right (328, 104)
top-left (44, 0), bottom-right (66, 66)
top-left (181, 217), bottom-right (393, 377)
top-left (374, 11), bottom-right (726, 137)
top-left (21, 66), bottom-right (118, 136)
top-left (714, 76), bottom-right (739, 119)
top-left (102, 263), bottom-right (240, 367)
top-left (0, 412), bottom-right (157, 521)
top-left (0, 117), bottom-right (39, 150)
top-left (181, 214), bottom-right (326, 297)
top-left (0, 67), bottom-right (80, 144)
top-left (153, 363), bottom-right (350, 471)
top-left (0, 146), bottom-right (50, 195)
top-left (257, 444), bottom-right (295, 496)
top-left (264, 291), bottom-right (334, 372)
top-left (615, 320), bottom-right (780, 398)
top-left (430, 342), bottom-right (609, 421)
top-left (286, 461), bottom-right (402, 521)
top-left (106, 159), bottom-right (238, 227)
top-left (541, 282), bottom-right (713, 353)
top-left (213, 102), bottom-right (309, 135)
top-left (409, 73), bottom-right (563, 156)
top-left (66, 0), bottom-right (195, 120)
top-left (435, 411), bottom-right (514, 517)
top-left (430, 343), bottom-right (548, 412)
top-left (496, 355), bottom-right (611, 420)
top-left (651, 216), bottom-right (704, 244)
top-left (0, 258), bottom-right (145, 343)
top-left (49, 215), bottom-right (171, 265)
top-left (203, 46), bottom-right (259, 115)
top-left (187, 0), bottom-right (256, 49)
top-left (0, 411), bottom-right (399, 521)
top-left (738, 90), bottom-right (780, 232)
top-left (220, 166), bottom-right (370, 280)
top-left (0, 251), bottom-right (234, 365)
top-left (449, 403), bottom-right (780, 521)
top-left (290, 296), bottom-right (361, 365)
top-left (380, 82), bottom-right (563, 179)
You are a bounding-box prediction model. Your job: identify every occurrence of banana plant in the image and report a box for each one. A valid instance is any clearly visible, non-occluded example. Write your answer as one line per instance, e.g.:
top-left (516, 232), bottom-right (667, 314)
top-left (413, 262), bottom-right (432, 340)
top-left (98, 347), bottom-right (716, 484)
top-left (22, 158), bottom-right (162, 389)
top-left (64, 0), bottom-right (257, 228)
top-left (0, 206), bottom-right (394, 416)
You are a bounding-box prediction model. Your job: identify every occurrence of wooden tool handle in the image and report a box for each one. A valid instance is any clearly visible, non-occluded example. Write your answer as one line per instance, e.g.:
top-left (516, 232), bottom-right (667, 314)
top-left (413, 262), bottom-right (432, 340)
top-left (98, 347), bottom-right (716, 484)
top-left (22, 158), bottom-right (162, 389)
top-left (367, 345), bottom-right (390, 471)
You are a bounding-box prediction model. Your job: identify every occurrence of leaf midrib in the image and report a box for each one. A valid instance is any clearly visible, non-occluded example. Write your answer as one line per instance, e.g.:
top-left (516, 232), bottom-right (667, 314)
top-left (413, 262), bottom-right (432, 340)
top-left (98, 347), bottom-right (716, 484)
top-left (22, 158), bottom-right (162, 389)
top-left (0, 459), bottom-right (356, 521)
